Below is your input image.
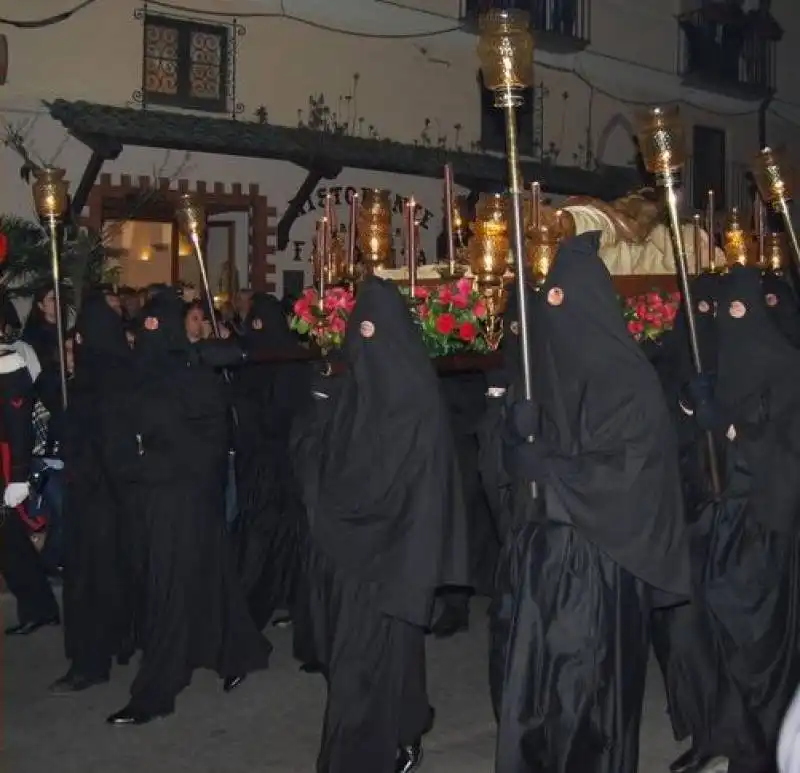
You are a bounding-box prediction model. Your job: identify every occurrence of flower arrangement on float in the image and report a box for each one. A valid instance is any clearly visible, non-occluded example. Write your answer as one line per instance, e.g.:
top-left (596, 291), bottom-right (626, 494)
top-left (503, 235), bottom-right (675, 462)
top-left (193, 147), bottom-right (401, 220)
top-left (404, 278), bottom-right (491, 357)
top-left (290, 282), bottom-right (683, 354)
top-left (621, 290), bottom-right (681, 342)
top-left (290, 286), bottom-right (356, 352)
top-left (290, 279), bottom-right (492, 357)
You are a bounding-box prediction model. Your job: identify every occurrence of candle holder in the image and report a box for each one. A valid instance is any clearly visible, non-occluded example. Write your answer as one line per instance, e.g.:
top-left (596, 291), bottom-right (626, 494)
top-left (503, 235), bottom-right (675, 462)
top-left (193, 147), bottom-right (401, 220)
top-left (723, 207), bottom-right (751, 268)
top-left (315, 232), bottom-right (346, 287)
top-left (176, 193), bottom-right (220, 337)
top-left (751, 147), bottom-right (800, 274)
top-left (524, 199), bottom-right (565, 284)
top-left (636, 105), bottom-right (720, 494)
top-left (477, 8), bottom-right (535, 401)
top-left (469, 193), bottom-right (510, 351)
top-left (763, 232), bottom-right (788, 273)
top-left (32, 166), bottom-right (70, 409)
top-left (357, 188), bottom-right (393, 274)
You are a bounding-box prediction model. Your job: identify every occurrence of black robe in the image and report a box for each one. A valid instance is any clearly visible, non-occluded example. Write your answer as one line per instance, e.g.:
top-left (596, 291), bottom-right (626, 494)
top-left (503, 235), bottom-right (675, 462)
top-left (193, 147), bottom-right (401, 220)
top-left (648, 272), bottom-right (725, 746)
top-left (492, 234), bottom-right (691, 773)
top-left (439, 371), bottom-right (497, 597)
top-left (691, 266), bottom-right (800, 770)
top-left (762, 270), bottom-right (800, 348)
top-left (121, 291), bottom-right (271, 715)
top-left (61, 295), bottom-right (138, 679)
top-left (294, 277), bottom-right (467, 773)
top-left (234, 293), bottom-right (310, 630)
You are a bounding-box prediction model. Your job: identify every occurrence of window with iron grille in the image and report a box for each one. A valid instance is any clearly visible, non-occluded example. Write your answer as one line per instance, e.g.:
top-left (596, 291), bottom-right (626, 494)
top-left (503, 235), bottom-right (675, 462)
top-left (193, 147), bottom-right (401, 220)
top-left (142, 14), bottom-right (229, 113)
top-left (691, 125), bottom-right (726, 211)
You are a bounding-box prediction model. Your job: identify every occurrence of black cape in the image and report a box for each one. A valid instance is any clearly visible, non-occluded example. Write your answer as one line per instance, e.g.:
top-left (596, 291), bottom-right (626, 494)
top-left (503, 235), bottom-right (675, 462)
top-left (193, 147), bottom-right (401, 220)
top-left (300, 276), bottom-right (468, 627)
top-left (233, 293), bottom-right (310, 627)
top-left (526, 233), bottom-right (690, 599)
top-left (62, 295), bottom-right (139, 676)
top-left (692, 265), bottom-right (800, 764)
top-left (490, 234), bottom-right (691, 773)
top-left (122, 289), bottom-right (271, 714)
top-left (762, 270), bottom-right (800, 348)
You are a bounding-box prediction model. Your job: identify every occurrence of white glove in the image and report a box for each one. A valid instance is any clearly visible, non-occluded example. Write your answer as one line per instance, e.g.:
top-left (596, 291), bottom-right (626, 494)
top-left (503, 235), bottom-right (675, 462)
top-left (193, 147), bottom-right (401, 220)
top-left (3, 482), bottom-right (30, 508)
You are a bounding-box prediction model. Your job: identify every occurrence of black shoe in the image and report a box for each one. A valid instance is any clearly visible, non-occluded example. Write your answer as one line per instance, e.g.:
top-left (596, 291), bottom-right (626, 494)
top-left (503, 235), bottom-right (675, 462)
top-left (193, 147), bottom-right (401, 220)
top-left (430, 606), bottom-right (468, 639)
top-left (223, 675), bottom-right (246, 693)
top-left (670, 746), bottom-right (712, 773)
top-left (5, 617), bottom-right (59, 636)
top-left (106, 705), bottom-right (171, 726)
top-left (396, 742), bottom-right (423, 773)
top-left (49, 670), bottom-right (109, 695)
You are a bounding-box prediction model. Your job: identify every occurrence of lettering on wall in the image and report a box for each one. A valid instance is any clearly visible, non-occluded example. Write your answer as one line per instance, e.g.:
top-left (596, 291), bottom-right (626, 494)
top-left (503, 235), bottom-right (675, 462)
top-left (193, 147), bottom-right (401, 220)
top-left (294, 186), bottom-right (436, 231)
top-left (287, 185), bottom-right (440, 269)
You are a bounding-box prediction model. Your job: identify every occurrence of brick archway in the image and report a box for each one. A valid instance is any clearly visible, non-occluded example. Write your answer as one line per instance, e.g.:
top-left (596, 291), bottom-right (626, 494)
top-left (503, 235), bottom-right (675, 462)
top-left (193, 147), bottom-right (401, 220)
top-left (82, 174), bottom-right (277, 292)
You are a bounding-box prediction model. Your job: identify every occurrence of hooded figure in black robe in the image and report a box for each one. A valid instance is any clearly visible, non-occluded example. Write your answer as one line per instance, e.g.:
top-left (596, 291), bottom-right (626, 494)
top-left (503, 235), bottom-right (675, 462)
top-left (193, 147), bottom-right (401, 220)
top-left (431, 368), bottom-right (495, 638)
top-left (762, 270), bottom-right (800, 348)
top-left (497, 232), bottom-right (691, 773)
top-left (655, 272), bottom-right (721, 515)
top-left (50, 293), bottom-right (139, 693)
top-left (477, 279), bottom-right (539, 719)
top-left (295, 277), bottom-right (467, 773)
top-left (687, 265), bottom-right (800, 773)
top-left (234, 293), bottom-right (310, 630)
top-left (106, 289), bottom-right (271, 726)
top-left (645, 273), bottom-right (730, 773)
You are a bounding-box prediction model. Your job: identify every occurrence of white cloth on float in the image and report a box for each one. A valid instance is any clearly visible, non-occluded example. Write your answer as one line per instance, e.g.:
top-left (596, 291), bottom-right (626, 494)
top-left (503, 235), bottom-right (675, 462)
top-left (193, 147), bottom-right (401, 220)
top-left (377, 203), bottom-right (726, 280)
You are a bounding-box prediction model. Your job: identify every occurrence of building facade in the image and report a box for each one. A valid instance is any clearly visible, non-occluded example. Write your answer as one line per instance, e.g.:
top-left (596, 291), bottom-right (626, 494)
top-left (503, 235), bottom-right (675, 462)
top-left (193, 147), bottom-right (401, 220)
top-left (0, 0), bottom-right (796, 295)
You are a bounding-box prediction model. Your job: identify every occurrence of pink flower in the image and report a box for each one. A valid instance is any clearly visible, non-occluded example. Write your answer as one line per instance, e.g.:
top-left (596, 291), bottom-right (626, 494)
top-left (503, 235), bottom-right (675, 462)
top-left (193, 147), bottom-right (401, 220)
top-left (451, 292), bottom-right (469, 309)
top-left (329, 316), bottom-right (346, 334)
top-left (414, 286), bottom-right (430, 300)
top-left (473, 300), bottom-right (487, 319)
top-left (646, 292), bottom-right (662, 307)
top-left (437, 286), bottom-right (454, 305)
top-left (456, 277), bottom-right (473, 297)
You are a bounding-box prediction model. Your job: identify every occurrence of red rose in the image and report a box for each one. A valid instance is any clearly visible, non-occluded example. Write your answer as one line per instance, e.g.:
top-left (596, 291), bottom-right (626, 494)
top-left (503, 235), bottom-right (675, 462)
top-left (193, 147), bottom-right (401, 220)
top-left (473, 300), bottom-right (487, 319)
top-left (0, 233), bottom-right (8, 265)
top-left (458, 321), bottom-right (477, 342)
top-left (627, 320), bottom-right (644, 336)
top-left (435, 313), bottom-right (456, 335)
top-left (413, 286), bottom-right (430, 300)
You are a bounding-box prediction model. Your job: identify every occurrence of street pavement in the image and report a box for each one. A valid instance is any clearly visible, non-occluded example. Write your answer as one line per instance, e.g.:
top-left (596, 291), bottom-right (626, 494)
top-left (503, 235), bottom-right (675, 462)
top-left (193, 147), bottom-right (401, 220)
top-left (4, 594), bottom-right (692, 773)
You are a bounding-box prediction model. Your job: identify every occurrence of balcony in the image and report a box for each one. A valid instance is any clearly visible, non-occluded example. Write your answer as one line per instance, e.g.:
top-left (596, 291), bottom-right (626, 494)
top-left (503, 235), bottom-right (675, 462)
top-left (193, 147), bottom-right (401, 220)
top-left (678, 5), bottom-right (781, 100)
top-left (462, 0), bottom-right (590, 54)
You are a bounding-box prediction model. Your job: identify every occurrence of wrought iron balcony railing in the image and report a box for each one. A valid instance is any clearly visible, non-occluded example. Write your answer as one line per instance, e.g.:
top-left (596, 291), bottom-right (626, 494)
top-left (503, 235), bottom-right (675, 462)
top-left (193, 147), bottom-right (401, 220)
top-left (678, 6), bottom-right (779, 99)
top-left (463, 0), bottom-right (590, 53)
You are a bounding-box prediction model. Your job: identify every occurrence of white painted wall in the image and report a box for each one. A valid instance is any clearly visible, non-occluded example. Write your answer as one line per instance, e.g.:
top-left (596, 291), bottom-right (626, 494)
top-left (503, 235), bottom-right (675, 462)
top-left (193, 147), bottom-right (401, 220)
top-left (0, 0), bottom-right (797, 294)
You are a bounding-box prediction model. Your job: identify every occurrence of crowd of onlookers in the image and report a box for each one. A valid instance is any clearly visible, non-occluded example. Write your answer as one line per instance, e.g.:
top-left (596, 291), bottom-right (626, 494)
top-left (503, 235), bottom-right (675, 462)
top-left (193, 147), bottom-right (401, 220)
top-left (6, 283), bottom-right (280, 580)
